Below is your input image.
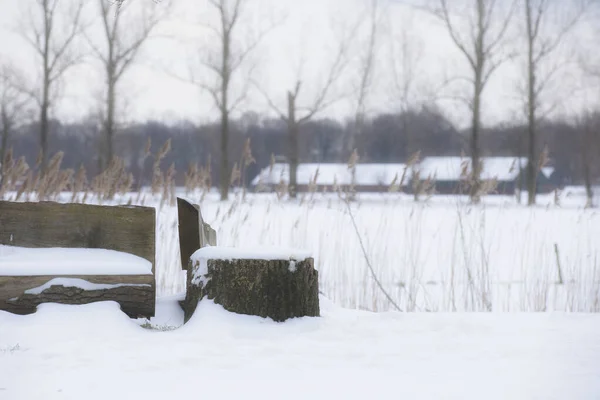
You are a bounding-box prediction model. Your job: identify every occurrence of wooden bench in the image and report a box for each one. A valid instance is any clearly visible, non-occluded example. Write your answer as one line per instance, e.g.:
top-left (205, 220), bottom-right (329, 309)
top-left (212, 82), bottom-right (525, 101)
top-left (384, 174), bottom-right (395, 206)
top-left (0, 200), bottom-right (156, 318)
top-left (177, 197), bottom-right (216, 270)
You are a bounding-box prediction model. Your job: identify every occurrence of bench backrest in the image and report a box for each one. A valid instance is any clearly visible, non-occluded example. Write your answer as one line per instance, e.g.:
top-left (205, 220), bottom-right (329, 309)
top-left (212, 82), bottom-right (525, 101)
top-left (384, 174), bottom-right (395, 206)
top-left (177, 197), bottom-right (216, 270)
top-left (0, 201), bottom-right (156, 274)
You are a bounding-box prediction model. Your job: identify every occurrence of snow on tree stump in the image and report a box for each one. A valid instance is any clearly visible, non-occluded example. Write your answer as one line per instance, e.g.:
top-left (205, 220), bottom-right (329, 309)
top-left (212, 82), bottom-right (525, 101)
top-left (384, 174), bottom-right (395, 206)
top-left (183, 247), bottom-right (320, 323)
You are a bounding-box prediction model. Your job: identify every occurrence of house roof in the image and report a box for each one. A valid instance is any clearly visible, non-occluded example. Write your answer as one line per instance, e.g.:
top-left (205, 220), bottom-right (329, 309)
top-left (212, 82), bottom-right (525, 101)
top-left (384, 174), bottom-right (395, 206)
top-left (417, 157), bottom-right (528, 182)
top-left (251, 163), bottom-right (411, 187)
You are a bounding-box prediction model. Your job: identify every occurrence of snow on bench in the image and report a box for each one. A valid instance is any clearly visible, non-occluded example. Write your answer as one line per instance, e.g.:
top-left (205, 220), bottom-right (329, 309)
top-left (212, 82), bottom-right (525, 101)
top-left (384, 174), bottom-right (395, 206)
top-left (24, 278), bottom-right (151, 295)
top-left (0, 245), bottom-right (153, 276)
top-left (0, 200), bottom-right (156, 318)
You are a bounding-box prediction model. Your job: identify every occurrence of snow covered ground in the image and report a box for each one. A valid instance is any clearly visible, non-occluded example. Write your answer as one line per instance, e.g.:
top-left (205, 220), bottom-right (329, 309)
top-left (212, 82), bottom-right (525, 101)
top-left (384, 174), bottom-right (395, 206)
top-left (2, 188), bottom-right (599, 312)
top-left (1, 296), bottom-right (600, 400)
top-left (1, 189), bottom-right (599, 398)
top-left (151, 188), bottom-right (600, 312)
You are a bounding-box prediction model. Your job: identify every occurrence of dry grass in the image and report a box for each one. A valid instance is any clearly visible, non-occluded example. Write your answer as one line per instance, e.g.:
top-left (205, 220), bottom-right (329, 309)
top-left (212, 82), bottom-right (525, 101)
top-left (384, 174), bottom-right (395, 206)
top-left (0, 146), bottom-right (598, 313)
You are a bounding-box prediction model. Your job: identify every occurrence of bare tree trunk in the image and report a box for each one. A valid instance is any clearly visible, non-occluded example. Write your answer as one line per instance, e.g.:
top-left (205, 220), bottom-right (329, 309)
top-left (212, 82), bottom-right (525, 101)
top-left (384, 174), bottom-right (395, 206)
top-left (0, 112), bottom-right (9, 186)
top-left (521, 0), bottom-right (588, 205)
top-left (582, 119), bottom-right (594, 208)
top-left (220, 105), bottom-right (230, 201)
top-left (583, 157), bottom-right (593, 208)
top-left (349, 0), bottom-right (379, 157)
top-left (40, 97), bottom-right (49, 173)
top-left (469, 0), bottom-right (486, 204)
top-left (91, 0), bottom-right (161, 171)
top-left (219, 19), bottom-right (231, 201)
top-left (0, 64), bottom-right (28, 187)
top-left (106, 79), bottom-right (116, 164)
top-left (22, 0), bottom-right (85, 175)
top-left (40, 31), bottom-right (51, 174)
top-left (470, 77), bottom-right (482, 203)
top-left (434, 0), bottom-right (516, 204)
top-left (525, 0), bottom-right (537, 205)
top-left (287, 91), bottom-right (298, 198)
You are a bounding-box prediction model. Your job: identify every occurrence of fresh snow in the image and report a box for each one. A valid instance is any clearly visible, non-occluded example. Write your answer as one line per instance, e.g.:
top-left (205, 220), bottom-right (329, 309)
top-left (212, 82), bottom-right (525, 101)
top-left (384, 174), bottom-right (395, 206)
top-left (23, 278), bottom-right (151, 295)
top-left (191, 246), bottom-right (312, 262)
top-left (417, 156), bottom-right (528, 181)
top-left (0, 245), bottom-right (153, 276)
top-left (1, 297), bottom-right (599, 399)
top-left (190, 246), bottom-right (312, 286)
top-left (251, 163), bottom-right (410, 187)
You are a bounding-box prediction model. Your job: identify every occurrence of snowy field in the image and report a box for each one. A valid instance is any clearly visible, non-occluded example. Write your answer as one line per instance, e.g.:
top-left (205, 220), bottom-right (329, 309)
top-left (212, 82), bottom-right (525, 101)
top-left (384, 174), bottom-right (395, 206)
top-left (152, 187), bottom-right (600, 313)
top-left (1, 297), bottom-right (600, 400)
top-left (1, 188), bottom-right (600, 399)
top-left (1, 187), bottom-right (599, 312)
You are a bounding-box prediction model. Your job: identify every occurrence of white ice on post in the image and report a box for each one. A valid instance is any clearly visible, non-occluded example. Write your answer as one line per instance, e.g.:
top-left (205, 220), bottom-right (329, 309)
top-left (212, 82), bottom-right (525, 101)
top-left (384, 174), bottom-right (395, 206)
top-left (24, 278), bottom-right (151, 295)
top-left (0, 245), bottom-right (153, 276)
top-left (189, 246), bottom-right (312, 286)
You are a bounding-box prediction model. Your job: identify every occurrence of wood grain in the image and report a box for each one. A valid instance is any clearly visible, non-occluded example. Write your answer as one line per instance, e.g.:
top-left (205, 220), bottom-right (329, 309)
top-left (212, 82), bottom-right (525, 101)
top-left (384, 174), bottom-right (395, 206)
top-left (0, 201), bottom-right (156, 274)
top-left (0, 200), bottom-right (157, 318)
top-left (0, 274), bottom-right (156, 318)
top-left (177, 197), bottom-right (216, 271)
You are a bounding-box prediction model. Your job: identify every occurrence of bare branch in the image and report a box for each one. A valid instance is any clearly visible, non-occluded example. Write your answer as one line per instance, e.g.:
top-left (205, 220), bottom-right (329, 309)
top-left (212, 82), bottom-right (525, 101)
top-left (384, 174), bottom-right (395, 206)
top-left (297, 18), bottom-right (361, 123)
top-left (251, 80), bottom-right (287, 120)
top-left (433, 0), bottom-right (476, 69)
top-left (354, 0), bottom-right (380, 132)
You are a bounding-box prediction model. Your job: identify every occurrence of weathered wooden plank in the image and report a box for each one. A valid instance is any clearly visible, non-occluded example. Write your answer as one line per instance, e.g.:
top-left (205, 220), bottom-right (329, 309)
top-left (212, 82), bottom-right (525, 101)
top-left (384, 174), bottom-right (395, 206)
top-left (0, 274), bottom-right (154, 298)
top-left (0, 274), bottom-right (155, 318)
top-left (177, 198), bottom-right (216, 270)
top-left (0, 201), bottom-right (156, 274)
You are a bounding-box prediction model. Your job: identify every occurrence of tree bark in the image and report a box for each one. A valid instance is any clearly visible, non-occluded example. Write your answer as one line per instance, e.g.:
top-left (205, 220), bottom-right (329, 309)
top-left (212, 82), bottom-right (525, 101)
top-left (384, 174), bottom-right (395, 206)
top-left (219, 17), bottom-right (231, 202)
top-left (288, 91), bottom-right (298, 198)
top-left (582, 122), bottom-right (594, 208)
top-left (470, 79), bottom-right (482, 202)
top-left (40, 96), bottom-right (49, 174)
top-left (0, 111), bottom-right (9, 186)
top-left (184, 257), bottom-right (319, 323)
top-left (106, 78), bottom-right (116, 165)
top-left (526, 0), bottom-right (537, 206)
top-left (40, 4), bottom-right (51, 175)
top-left (220, 105), bottom-right (229, 201)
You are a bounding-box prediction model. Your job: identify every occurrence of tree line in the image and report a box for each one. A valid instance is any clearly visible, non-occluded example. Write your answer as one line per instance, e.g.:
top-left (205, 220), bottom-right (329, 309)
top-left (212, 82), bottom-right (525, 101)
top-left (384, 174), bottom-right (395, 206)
top-left (3, 108), bottom-right (598, 195)
top-left (0, 0), bottom-right (599, 205)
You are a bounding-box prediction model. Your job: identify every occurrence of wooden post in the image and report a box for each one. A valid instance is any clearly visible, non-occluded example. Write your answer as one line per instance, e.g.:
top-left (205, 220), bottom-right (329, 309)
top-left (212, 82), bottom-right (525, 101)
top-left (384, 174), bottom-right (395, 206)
top-left (176, 197), bottom-right (216, 271)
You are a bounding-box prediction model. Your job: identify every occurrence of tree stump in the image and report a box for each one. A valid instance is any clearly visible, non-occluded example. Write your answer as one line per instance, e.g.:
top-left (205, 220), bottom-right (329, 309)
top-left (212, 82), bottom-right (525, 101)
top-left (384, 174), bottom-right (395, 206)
top-left (183, 247), bottom-right (320, 323)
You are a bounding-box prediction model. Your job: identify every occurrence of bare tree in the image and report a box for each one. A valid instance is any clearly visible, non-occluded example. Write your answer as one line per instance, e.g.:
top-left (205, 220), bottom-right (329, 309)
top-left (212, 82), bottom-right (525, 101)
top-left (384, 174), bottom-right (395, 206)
top-left (579, 112), bottom-right (599, 208)
top-left (0, 63), bottom-right (29, 186)
top-left (388, 8), bottom-right (429, 159)
top-left (87, 0), bottom-right (162, 169)
top-left (521, 0), bottom-right (590, 205)
top-left (20, 0), bottom-right (86, 173)
top-left (256, 23), bottom-right (358, 198)
top-left (173, 0), bottom-right (275, 201)
top-left (432, 0), bottom-right (515, 203)
top-left (347, 0), bottom-right (381, 156)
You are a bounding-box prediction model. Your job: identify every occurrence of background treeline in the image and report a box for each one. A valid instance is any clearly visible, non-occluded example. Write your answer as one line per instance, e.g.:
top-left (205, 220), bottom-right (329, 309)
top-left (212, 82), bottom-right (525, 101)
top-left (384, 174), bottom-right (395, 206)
top-left (5, 107), bottom-right (598, 188)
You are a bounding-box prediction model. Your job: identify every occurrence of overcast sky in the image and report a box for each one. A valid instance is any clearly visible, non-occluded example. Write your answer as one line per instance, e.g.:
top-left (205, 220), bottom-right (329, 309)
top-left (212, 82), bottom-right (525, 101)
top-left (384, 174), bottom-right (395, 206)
top-left (0, 0), bottom-right (597, 129)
